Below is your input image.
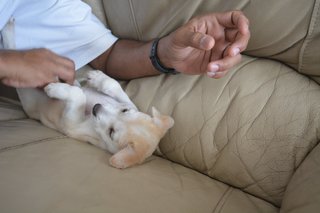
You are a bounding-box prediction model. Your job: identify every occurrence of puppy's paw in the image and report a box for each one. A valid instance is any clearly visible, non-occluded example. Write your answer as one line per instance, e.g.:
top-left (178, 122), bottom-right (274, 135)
top-left (44, 83), bottom-right (69, 99)
top-left (44, 83), bottom-right (82, 100)
top-left (87, 70), bottom-right (121, 94)
top-left (87, 70), bottom-right (110, 87)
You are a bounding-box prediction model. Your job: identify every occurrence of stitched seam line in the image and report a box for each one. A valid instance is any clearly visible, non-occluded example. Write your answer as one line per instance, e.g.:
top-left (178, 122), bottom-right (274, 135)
top-left (101, 1), bottom-right (110, 28)
top-left (128, 0), bottom-right (141, 40)
top-left (298, 0), bottom-right (320, 72)
top-left (0, 136), bottom-right (68, 153)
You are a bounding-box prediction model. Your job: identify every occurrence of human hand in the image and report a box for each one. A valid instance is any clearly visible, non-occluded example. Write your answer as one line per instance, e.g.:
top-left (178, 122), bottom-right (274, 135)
top-left (158, 10), bottom-right (250, 78)
top-left (0, 48), bottom-right (75, 88)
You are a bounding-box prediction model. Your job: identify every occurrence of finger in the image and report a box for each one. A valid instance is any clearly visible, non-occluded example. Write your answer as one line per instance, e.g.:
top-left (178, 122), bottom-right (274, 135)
top-left (217, 11), bottom-right (249, 31)
top-left (56, 68), bottom-right (75, 85)
top-left (46, 50), bottom-right (75, 85)
top-left (54, 60), bottom-right (76, 85)
top-left (2, 78), bottom-right (27, 88)
top-left (56, 55), bottom-right (76, 70)
top-left (210, 41), bottom-right (231, 62)
top-left (233, 11), bottom-right (250, 35)
top-left (2, 78), bottom-right (16, 87)
top-left (33, 74), bottom-right (58, 89)
top-left (223, 27), bottom-right (250, 57)
top-left (43, 48), bottom-right (75, 70)
top-left (225, 30), bottom-right (250, 57)
top-left (207, 71), bottom-right (228, 79)
top-left (207, 54), bottom-right (242, 75)
top-left (217, 11), bottom-right (250, 52)
top-left (225, 29), bottom-right (238, 43)
top-left (229, 12), bottom-right (250, 55)
top-left (177, 31), bottom-right (215, 50)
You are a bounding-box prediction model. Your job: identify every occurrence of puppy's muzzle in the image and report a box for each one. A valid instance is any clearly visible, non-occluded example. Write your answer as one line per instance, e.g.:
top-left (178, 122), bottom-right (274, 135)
top-left (92, 103), bottom-right (102, 116)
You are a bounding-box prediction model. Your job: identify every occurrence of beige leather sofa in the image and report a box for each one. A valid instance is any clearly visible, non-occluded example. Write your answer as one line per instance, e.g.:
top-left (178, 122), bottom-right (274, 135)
top-left (1, 0), bottom-right (320, 212)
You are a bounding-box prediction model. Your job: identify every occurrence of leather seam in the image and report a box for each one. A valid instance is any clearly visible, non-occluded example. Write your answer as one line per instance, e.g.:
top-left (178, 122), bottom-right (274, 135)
top-left (0, 136), bottom-right (68, 153)
top-left (298, 0), bottom-right (320, 72)
top-left (128, 0), bottom-right (142, 40)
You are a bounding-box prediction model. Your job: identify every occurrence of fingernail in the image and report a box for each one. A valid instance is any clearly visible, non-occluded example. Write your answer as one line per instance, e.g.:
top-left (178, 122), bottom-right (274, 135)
top-left (207, 71), bottom-right (216, 78)
top-left (200, 36), bottom-right (209, 49)
top-left (200, 36), bottom-right (206, 48)
top-left (209, 64), bottom-right (219, 73)
top-left (232, 48), bottom-right (240, 56)
top-left (200, 35), bottom-right (214, 50)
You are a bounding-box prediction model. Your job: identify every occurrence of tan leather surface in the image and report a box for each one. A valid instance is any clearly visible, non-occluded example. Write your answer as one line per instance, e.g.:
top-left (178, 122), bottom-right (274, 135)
top-left (124, 56), bottom-right (320, 206)
top-left (0, 97), bottom-right (25, 121)
top-left (82, 0), bottom-right (108, 27)
top-left (1, 1), bottom-right (320, 212)
top-left (298, 0), bottom-right (320, 77)
top-left (0, 119), bottom-right (63, 150)
top-left (281, 144), bottom-right (320, 213)
top-left (0, 125), bottom-right (278, 213)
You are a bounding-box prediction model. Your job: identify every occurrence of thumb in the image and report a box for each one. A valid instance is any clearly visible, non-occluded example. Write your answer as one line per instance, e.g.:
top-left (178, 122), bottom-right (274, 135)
top-left (181, 32), bottom-right (215, 50)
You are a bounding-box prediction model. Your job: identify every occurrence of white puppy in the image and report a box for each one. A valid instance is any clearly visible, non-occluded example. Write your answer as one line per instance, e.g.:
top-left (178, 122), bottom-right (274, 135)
top-left (17, 70), bottom-right (174, 169)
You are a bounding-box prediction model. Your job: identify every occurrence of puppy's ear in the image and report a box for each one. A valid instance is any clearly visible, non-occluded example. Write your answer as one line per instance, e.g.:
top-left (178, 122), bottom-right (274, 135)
top-left (151, 107), bottom-right (174, 134)
top-left (109, 139), bottom-right (151, 169)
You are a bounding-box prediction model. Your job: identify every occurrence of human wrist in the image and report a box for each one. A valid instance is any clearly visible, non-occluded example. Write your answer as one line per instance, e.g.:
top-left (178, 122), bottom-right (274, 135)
top-left (150, 37), bottom-right (178, 74)
top-left (156, 36), bottom-right (175, 70)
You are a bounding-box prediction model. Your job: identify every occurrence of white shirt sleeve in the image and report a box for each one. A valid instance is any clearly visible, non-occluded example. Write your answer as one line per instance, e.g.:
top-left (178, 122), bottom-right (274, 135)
top-left (1, 0), bottom-right (118, 70)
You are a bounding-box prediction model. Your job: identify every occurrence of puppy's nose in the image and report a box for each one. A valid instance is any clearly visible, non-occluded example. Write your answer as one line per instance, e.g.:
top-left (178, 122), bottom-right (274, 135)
top-left (92, 103), bottom-right (102, 116)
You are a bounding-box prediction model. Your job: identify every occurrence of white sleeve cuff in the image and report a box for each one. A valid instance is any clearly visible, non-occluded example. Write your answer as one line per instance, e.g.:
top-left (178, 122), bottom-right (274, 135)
top-left (70, 32), bottom-right (118, 70)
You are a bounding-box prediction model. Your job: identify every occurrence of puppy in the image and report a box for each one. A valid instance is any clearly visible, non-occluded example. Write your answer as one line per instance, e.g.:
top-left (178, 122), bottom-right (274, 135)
top-left (17, 70), bottom-right (174, 169)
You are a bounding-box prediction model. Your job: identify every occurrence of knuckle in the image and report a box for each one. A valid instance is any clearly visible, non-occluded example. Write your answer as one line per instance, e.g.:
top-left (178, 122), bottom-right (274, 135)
top-left (63, 57), bottom-right (75, 70)
top-left (40, 48), bottom-right (51, 55)
top-left (233, 10), bottom-right (244, 17)
top-left (191, 32), bottom-right (202, 45)
top-left (220, 58), bottom-right (233, 70)
top-left (69, 60), bottom-right (75, 70)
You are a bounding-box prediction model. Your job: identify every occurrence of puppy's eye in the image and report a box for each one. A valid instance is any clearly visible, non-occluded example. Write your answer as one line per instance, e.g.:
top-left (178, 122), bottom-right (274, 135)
top-left (121, 108), bottom-right (129, 113)
top-left (108, 127), bottom-right (115, 139)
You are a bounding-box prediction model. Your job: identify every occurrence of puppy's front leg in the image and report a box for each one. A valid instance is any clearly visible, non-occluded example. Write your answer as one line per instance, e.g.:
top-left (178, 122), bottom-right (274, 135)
top-left (44, 83), bottom-right (86, 128)
top-left (87, 70), bottom-right (137, 110)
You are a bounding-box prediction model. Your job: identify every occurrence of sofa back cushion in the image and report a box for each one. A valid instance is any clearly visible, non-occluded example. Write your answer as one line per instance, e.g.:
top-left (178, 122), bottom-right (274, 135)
top-left (124, 56), bottom-right (320, 207)
top-left (93, 0), bottom-right (320, 79)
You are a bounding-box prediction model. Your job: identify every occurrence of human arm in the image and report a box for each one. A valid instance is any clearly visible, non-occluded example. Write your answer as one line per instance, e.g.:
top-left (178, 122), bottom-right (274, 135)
top-left (0, 48), bottom-right (75, 88)
top-left (0, 10), bottom-right (249, 87)
top-left (90, 10), bottom-right (250, 80)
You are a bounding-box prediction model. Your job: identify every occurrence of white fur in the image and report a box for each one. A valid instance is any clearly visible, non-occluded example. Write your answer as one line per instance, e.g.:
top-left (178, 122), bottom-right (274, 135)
top-left (17, 70), bottom-right (174, 168)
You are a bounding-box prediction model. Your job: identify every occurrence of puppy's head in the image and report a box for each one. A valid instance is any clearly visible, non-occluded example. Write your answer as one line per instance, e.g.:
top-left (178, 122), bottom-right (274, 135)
top-left (91, 105), bottom-right (174, 169)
